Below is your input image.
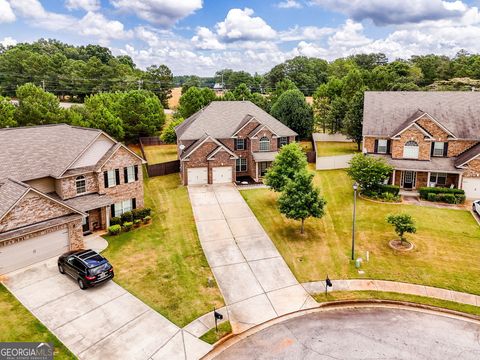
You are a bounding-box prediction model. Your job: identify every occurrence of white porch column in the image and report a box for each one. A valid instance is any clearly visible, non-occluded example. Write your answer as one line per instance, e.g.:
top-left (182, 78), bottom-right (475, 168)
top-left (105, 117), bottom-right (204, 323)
top-left (458, 173), bottom-right (463, 189)
top-left (427, 172), bottom-right (431, 187)
top-left (392, 170), bottom-right (396, 185)
top-left (106, 206), bottom-right (110, 228)
top-left (255, 162), bottom-right (259, 182)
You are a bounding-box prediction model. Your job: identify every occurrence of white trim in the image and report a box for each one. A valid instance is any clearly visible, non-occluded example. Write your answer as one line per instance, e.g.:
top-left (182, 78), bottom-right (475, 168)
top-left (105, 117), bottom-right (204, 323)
top-left (183, 135), bottom-right (238, 161)
top-left (231, 115), bottom-right (258, 137)
top-left (392, 123), bottom-right (434, 140)
top-left (96, 144), bottom-right (146, 173)
top-left (391, 112), bottom-right (456, 140)
top-left (249, 124), bottom-right (279, 139)
top-left (456, 152), bottom-right (480, 168)
top-left (206, 146), bottom-right (238, 160)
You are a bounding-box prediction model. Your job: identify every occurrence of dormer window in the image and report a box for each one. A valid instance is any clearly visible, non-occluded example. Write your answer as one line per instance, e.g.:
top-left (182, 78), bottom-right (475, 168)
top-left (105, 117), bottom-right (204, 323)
top-left (403, 140), bottom-right (419, 159)
top-left (259, 137), bottom-right (270, 152)
top-left (76, 175), bottom-right (86, 194)
top-left (432, 142), bottom-right (446, 157)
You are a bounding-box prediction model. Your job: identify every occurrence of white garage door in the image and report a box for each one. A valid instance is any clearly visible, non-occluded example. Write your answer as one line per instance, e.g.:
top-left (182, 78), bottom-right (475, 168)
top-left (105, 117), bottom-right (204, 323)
top-left (0, 229), bottom-right (69, 274)
top-left (462, 178), bottom-right (480, 199)
top-left (187, 167), bottom-right (208, 185)
top-left (212, 167), bottom-right (232, 184)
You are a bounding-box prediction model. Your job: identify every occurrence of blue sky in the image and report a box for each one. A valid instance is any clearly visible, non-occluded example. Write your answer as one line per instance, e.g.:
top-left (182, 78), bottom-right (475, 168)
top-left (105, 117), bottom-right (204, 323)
top-left (1, 1), bottom-right (480, 75)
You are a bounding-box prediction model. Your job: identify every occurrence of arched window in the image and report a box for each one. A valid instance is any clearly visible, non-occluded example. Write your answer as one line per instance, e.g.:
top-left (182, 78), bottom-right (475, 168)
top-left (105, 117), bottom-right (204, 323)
top-left (259, 136), bottom-right (270, 151)
top-left (76, 175), bottom-right (86, 194)
top-left (403, 140), bottom-right (419, 159)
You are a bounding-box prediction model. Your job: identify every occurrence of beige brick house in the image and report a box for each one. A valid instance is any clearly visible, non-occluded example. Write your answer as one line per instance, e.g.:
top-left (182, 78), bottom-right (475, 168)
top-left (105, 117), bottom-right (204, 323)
top-left (363, 92), bottom-right (480, 198)
top-left (175, 101), bottom-right (297, 185)
top-left (0, 124), bottom-right (146, 274)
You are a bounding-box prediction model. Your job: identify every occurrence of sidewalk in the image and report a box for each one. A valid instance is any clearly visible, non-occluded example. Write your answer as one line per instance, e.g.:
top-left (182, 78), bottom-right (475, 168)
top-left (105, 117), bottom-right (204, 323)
top-left (303, 279), bottom-right (480, 306)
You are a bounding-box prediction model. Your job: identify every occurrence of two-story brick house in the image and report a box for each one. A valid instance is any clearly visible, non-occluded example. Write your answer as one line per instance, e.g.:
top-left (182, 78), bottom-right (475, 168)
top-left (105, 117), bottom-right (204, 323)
top-left (363, 92), bottom-right (480, 199)
top-left (0, 124), bottom-right (146, 274)
top-left (175, 101), bottom-right (297, 185)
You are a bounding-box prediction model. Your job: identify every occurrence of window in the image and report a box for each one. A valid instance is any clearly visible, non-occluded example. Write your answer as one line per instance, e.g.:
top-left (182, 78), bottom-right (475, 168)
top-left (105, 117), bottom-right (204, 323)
top-left (234, 138), bottom-right (245, 150)
top-left (403, 140), bottom-right (419, 159)
top-left (429, 172), bottom-right (447, 186)
top-left (113, 199), bottom-right (134, 217)
top-left (433, 142), bottom-right (445, 157)
top-left (279, 137), bottom-right (288, 148)
top-left (377, 139), bottom-right (388, 154)
top-left (76, 176), bottom-right (86, 194)
top-left (259, 162), bottom-right (271, 177)
top-left (236, 158), bottom-right (247, 172)
top-left (104, 169), bottom-right (117, 188)
top-left (259, 137), bottom-right (270, 151)
top-left (124, 165), bottom-right (136, 183)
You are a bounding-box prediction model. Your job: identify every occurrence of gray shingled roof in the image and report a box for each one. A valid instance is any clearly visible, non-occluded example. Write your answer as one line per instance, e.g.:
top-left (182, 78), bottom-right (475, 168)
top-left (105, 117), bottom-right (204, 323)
top-left (372, 155), bottom-right (461, 173)
top-left (0, 124), bottom-right (102, 181)
top-left (455, 142), bottom-right (480, 167)
top-left (175, 101), bottom-right (297, 140)
top-left (0, 178), bottom-right (29, 220)
top-left (363, 92), bottom-right (480, 139)
top-left (53, 193), bottom-right (113, 212)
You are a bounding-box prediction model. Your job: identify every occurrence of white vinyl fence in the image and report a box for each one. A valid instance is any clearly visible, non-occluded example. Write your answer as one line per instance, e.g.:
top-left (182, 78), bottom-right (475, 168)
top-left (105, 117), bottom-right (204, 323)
top-left (316, 154), bottom-right (353, 170)
top-left (313, 133), bottom-right (351, 142)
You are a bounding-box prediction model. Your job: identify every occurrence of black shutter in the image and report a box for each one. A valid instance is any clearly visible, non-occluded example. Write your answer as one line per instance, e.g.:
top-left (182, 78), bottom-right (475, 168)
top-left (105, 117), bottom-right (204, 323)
top-left (374, 139), bottom-right (378, 153)
top-left (132, 198), bottom-right (136, 210)
top-left (287, 137), bottom-right (290, 145)
top-left (104, 171), bottom-right (108, 188)
top-left (124, 167), bottom-right (128, 183)
top-left (244, 139), bottom-right (248, 150)
top-left (443, 142), bottom-right (449, 157)
top-left (277, 138), bottom-right (281, 148)
top-left (386, 140), bottom-right (391, 154)
top-left (115, 169), bottom-right (120, 185)
top-left (431, 143), bottom-right (435, 156)
top-left (134, 165), bottom-right (139, 181)
top-left (234, 139), bottom-right (237, 150)
top-left (110, 204), bottom-right (115, 218)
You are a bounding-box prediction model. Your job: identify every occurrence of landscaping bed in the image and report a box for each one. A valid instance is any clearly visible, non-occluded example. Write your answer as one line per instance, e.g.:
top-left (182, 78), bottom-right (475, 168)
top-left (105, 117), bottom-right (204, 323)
top-left (102, 174), bottom-right (224, 327)
top-left (241, 168), bottom-right (480, 295)
top-left (316, 141), bottom-right (359, 157)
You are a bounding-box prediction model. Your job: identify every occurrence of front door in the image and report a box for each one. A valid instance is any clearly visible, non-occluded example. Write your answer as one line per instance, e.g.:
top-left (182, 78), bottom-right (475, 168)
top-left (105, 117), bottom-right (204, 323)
top-left (82, 216), bottom-right (90, 233)
top-left (403, 171), bottom-right (416, 189)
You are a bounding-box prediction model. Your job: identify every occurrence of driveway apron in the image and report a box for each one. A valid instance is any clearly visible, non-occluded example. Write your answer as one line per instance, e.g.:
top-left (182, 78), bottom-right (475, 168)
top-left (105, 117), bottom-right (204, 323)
top-left (2, 258), bottom-right (211, 360)
top-left (188, 184), bottom-right (316, 333)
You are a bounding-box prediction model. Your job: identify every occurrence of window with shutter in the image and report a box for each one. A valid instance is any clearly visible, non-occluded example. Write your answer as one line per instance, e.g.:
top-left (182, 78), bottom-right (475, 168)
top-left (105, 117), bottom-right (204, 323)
top-left (377, 139), bottom-right (388, 154)
top-left (433, 142), bottom-right (445, 157)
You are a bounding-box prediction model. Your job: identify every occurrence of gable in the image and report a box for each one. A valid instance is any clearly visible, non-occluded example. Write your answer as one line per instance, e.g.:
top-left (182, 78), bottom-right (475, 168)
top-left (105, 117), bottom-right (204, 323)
top-left (416, 117), bottom-right (452, 141)
top-left (71, 134), bottom-right (115, 169)
top-left (100, 145), bottom-right (143, 172)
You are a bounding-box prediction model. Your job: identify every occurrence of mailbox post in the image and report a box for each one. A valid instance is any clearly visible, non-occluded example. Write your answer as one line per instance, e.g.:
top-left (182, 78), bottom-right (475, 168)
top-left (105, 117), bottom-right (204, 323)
top-left (213, 308), bottom-right (223, 332)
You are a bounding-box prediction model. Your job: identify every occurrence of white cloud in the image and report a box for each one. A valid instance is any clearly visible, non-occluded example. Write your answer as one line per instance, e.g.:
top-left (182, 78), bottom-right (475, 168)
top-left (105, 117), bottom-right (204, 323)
top-left (65, 0), bottom-right (100, 11)
top-left (216, 8), bottom-right (277, 41)
top-left (280, 25), bottom-right (335, 41)
top-left (0, 36), bottom-right (17, 47)
top-left (0, 0), bottom-right (15, 23)
top-left (10, 0), bottom-right (75, 30)
top-left (110, 0), bottom-right (202, 27)
top-left (328, 20), bottom-right (371, 48)
top-left (191, 27), bottom-right (226, 50)
top-left (78, 12), bottom-right (133, 44)
top-left (292, 41), bottom-right (328, 57)
top-left (277, 0), bottom-right (302, 9)
top-left (310, 0), bottom-right (466, 25)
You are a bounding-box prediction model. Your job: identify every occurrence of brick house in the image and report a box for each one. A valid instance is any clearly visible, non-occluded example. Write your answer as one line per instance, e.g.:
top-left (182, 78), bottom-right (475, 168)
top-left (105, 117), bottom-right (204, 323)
top-left (175, 101), bottom-right (297, 185)
top-left (363, 92), bottom-right (480, 198)
top-left (0, 124), bottom-right (146, 274)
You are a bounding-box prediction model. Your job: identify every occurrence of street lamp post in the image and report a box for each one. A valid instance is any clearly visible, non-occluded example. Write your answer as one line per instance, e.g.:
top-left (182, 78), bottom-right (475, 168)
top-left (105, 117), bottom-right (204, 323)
top-left (352, 182), bottom-right (358, 261)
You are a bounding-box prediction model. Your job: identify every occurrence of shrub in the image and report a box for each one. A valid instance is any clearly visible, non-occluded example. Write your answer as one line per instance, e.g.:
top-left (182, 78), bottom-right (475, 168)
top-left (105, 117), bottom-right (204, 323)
top-left (134, 219), bottom-right (142, 227)
top-left (427, 193), bottom-right (437, 202)
top-left (122, 221), bottom-right (133, 232)
top-left (381, 192), bottom-right (400, 202)
top-left (108, 224), bottom-right (121, 235)
top-left (437, 193), bottom-right (457, 204)
top-left (143, 215), bottom-right (151, 224)
top-left (110, 217), bottom-right (121, 226)
top-left (132, 209), bottom-right (143, 221)
top-left (455, 194), bottom-right (466, 204)
top-left (378, 184), bottom-right (400, 196)
top-left (140, 208), bottom-right (152, 218)
top-left (121, 211), bottom-right (133, 224)
top-left (419, 187), bottom-right (464, 200)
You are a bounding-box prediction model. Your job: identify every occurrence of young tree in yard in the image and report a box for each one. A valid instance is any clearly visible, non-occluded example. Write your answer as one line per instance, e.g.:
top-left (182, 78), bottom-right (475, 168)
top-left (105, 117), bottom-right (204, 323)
top-left (347, 153), bottom-right (393, 192)
top-left (0, 96), bottom-right (17, 128)
top-left (270, 89), bottom-right (313, 138)
top-left (386, 214), bottom-right (416, 244)
top-left (160, 117), bottom-right (184, 143)
top-left (278, 170), bottom-right (326, 234)
top-left (264, 142), bottom-right (308, 192)
top-left (14, 83), bottom-right (63, 126)
top-left (343, 91), bottom-right (364, 150)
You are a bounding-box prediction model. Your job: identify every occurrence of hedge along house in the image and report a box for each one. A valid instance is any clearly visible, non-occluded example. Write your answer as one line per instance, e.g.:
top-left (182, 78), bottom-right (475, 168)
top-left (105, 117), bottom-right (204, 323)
top-left (362, 92), bottom-right (480, 199)
top-left (175, 101), bottom-right (297, 185)
top-left (0, 124), bottom-right (146, 274)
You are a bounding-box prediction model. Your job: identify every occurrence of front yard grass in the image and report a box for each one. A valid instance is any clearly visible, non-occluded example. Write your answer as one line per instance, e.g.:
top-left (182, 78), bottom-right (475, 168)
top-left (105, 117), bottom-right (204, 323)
top-left (143, 144), bottom-right (178, 163)
top-left (316, 141), bottom-right (360, 157)
top-left (241, 169), bottom-right (480, 295)
top-left (103, 174), bottom-right (224, 327)
top-left (0, 285), bottom-right (75, 359)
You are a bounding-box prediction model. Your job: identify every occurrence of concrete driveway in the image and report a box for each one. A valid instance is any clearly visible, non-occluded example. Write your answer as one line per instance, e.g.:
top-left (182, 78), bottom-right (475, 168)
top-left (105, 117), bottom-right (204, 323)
top-left (2, 258), bottom-right (211, 360)
top-left (188, 184), bottom-right (316, 333)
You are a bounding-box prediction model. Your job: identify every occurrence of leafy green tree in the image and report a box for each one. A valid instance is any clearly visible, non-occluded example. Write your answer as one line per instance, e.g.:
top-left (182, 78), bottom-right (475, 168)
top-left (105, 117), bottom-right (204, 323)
top-left (15, 83), bottom-right (62, 126)
top-left (264, 142), bottom-right (308, 192)
top-left (348, 53), bottom-right (388, 70)
top-left (347, 154), bottom-right (393, 192)
top-left (270, 89), bottom-right (313, 138)
top-left (181, 76), bottom-right (201, 94)
top-left (386, 214), bottom-right (416, 244)
top-left (161, 117), bottom-right (184, 143)
top-left (178, 86), bottom-right (216, 118)
top-left (342, 68), bottom-right (365, 99)
top-left (82, 93), bottom-right (124, 140)
top-left (269, 78), bottom-right (298, 105)
top-left (142, 65), bottom-right (174, 108)
top-left (250, 92), bottom-right (270, 112)
top-left (0, 96), bottom-right (16, 128)
top-left (343, 91), bottom-right (364, 150)
top-left (233, 83), bottom-right (252, 100)
top-left (312, 96), bottom-right (330, 133)
top-left (326, 97), bottom-right (348, 134)
top-left (278, 170), bottom-right (326, 234)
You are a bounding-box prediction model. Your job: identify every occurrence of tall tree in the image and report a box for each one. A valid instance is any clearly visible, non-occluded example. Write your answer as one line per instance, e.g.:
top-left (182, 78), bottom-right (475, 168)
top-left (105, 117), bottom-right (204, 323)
top-left (347, 154), bottom-right (393, 192)
top-left (14, 83), bottom-right (62, 126)
top-left (326, 97), bottom-right (348, 134)
top-left (0, 96), bottom-right (16, 128)
top-left (270, 89), bottom-right (313, 138)
top-left (178, 86), bottom-right (216, 118)
top-left (142, 64), bottom-right (174, 108)
top-left (342, 91), bottom-right (364, 149)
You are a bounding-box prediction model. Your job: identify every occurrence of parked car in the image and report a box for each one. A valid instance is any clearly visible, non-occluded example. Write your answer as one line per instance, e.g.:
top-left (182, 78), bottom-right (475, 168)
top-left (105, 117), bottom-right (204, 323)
top-left (58, 249), bottom-right (114, 290)
top-left (473, 200), bottom-right (480, 215)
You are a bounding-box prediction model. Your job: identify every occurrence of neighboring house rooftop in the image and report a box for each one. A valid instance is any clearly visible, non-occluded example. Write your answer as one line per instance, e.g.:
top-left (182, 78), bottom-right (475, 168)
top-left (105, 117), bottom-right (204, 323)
top-left (363, 92), bottom-right (480, 139)
top-left (175, 101), bottom-right (297, 140)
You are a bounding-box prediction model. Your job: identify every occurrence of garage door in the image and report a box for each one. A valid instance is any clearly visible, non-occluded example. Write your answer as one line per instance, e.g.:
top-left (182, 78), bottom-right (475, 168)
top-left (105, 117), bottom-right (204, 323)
top-left (187, 167), bottom-right (208, 185)
top-left (0, 229), bottom-right (69, 274)
top-left (212, 167), bottom-right (232, 184)
top-left (462, 178), bottom-right (480, 199)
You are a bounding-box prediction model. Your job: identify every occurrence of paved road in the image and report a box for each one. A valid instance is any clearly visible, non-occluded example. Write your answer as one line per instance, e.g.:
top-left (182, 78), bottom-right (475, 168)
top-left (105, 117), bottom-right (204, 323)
top-left (188, 184), bottom-right (316, 333)
top-left (212, 307), bottom-right (480, 360)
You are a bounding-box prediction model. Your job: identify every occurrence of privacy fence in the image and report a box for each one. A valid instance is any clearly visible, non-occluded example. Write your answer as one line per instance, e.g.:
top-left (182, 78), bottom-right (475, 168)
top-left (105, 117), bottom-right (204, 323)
top-left (138, 137), bottom-right (180, 177)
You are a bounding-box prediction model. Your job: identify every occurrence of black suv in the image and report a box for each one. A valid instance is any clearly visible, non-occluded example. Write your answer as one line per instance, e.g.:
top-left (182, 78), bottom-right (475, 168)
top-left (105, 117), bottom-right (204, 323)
top-left (58, 249), bottom-right (114, 290)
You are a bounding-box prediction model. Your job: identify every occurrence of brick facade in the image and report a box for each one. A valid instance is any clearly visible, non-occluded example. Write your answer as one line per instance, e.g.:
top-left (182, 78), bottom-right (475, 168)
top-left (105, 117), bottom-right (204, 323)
top-left (391, 128), bottom-right (432, 160)
top-left (463, 159), bottom-right (480, 177)
top-left (56, 172), bottom-right (99, 200)
top-left (416, 117), bottom-right (449, 141)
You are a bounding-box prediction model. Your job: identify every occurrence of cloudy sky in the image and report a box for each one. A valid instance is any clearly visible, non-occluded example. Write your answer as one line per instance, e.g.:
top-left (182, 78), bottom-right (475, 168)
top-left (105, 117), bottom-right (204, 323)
top-left (1, 0), bottom-right (480, 75)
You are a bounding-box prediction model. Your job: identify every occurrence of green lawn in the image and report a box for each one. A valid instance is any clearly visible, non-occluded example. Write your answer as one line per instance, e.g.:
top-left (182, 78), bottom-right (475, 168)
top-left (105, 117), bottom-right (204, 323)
top-left (241, 169), bottom-right (480, 295)
top-left (316, 142), bottom-right (360, 157)
top-left (0, 285), bottom-right (75, 359)
top-left (143, 145), bottom-right (178, 164)
top-left (200, 321), bottom-right (232, 345)
top-left (103, 174), bottom-right (224, 327)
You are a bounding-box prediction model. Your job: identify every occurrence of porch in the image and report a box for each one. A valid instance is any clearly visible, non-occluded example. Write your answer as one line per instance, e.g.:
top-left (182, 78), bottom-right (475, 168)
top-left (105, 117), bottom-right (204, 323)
top-left (391, 170), bottom-right (462, 190)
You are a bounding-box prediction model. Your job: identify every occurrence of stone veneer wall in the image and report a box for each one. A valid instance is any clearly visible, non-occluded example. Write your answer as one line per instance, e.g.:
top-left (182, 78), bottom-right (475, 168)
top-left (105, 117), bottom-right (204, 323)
top-left (68, 218), bottom-right (84, 250)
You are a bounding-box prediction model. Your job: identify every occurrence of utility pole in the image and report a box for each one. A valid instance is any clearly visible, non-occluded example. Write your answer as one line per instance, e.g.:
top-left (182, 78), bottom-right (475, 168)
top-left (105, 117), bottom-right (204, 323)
top-left (41, 80), bottom-right (46, 91)
top-left (137, 79), bottom-right (143, 90)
